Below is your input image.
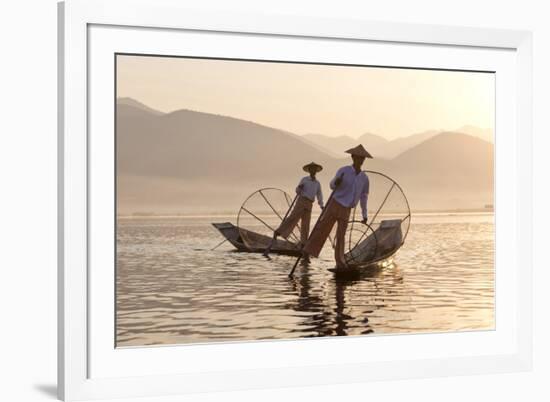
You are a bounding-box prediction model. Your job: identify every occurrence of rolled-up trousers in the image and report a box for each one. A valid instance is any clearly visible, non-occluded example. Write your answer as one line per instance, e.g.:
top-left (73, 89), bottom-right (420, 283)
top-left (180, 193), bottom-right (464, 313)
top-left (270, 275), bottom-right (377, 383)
top-left (303, 198), bottom-right (351, 268)
top-left (275, 196), bottom-right (312, 244)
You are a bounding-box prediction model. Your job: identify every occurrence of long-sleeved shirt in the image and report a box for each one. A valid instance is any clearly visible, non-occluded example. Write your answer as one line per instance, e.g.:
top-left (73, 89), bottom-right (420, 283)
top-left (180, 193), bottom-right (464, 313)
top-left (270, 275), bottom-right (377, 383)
top-left (329, 165), bottom-right (369, 219)
top-left (296, 176), bottom-right (324, 208)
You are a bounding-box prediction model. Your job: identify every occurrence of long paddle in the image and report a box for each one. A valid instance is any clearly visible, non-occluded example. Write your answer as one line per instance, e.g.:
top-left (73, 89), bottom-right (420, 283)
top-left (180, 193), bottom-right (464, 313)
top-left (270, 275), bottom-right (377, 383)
top-left (262, 193), bottom-right (300, 255)
top-left (260, 190), bottom-right (302, 245)
top-left (210, 238), bottom-right (228, 251)
top-left (288, 174), bottom-right (343, 278)
top-left (280, 193), bottom-right (300, 245)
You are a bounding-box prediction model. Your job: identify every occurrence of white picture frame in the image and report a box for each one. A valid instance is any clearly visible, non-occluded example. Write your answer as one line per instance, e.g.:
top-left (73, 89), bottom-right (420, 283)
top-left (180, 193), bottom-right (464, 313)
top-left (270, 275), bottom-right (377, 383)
top-left (58, 0), bottom-right (533, 400)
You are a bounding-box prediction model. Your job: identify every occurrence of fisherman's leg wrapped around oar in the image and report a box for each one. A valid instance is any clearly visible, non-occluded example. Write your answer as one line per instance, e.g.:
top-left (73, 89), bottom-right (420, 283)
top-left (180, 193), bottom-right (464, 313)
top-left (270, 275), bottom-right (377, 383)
top-left (303, 198), bottom-right (351, 268)
top-left (275, 196), bottom-right (312, 243)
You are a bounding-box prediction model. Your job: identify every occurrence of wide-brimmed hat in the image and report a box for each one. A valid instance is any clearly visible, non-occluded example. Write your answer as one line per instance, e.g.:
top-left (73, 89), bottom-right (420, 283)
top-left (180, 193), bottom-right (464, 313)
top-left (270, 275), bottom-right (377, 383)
top-left (303, 162), bottom-right (323, 173)
top-left (345, 144), bottom-right (373, 159)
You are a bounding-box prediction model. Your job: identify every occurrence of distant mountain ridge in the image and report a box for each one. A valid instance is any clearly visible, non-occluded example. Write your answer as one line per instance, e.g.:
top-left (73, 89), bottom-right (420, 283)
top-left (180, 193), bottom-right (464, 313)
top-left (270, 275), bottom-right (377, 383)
top-left (302, 131), bottom-right (441, 159)
top-left (301, 134), bottom-right (357, 158)
top-left (116, 98), bottom-right (493, 213)
top-left (303, 126), bottom-right (491, 159)
top-left (117, 97), bottom-right (164, 116)
top-left (391, 132), bottom-right (493, 190)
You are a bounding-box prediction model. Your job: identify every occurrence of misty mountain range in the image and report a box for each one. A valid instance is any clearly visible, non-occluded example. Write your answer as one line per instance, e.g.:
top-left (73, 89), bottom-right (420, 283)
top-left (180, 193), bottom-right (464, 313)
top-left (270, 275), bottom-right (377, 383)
top-left (116, 97), bottom-right (494, 214)
top-left (303, 126), bottom-right (492, 159)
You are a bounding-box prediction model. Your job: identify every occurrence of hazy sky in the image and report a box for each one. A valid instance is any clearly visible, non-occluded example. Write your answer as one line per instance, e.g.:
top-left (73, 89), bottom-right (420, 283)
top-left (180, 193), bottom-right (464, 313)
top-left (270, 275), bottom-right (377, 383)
top-left (117, 55), bottom-right (494, 140)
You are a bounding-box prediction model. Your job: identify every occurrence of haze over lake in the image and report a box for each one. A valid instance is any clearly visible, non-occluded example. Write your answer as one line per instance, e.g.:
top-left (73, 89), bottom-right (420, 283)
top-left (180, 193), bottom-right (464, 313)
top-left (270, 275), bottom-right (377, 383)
top-left (115, 55), bottom-right (495, 346)
top-left (117, 97), bottom-right (493, 214)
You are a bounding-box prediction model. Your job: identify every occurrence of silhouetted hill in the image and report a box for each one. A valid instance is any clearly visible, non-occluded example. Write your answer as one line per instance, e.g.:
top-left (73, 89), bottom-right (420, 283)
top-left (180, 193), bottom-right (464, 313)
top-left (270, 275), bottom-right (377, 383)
top-left (117, 106), bottom-right (338, 182)
top-left (387, 132), bottom-right (493, 209)
top-left (116, 98), bottom-right (493, 213)
top-left (455, 125), bottom-right (493, 142)
top-left (356, 132), bottom-right (391, 157)
top-left (387, 130), bottom-right (439, 158)
top-left (304, 130), bottom-right (440, 159)
top-left (302, 134), bottom-right (356, 158)
top-left (117, 97), bottom-right (164, 116)
top-left (393, 132), bottom-right (493, 174)
top-left (303, 132), bottom-right (391, 159)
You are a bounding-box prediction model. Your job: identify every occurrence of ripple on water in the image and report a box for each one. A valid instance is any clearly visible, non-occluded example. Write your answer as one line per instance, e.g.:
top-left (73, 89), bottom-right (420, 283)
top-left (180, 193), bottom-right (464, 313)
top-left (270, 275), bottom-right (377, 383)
top-left (116, 214), bottom-right (495, 346)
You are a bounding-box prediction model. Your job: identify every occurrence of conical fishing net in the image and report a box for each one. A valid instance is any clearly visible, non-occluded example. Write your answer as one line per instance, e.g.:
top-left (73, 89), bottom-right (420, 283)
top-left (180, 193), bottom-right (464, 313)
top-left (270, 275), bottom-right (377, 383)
top-left (344, 171), bottom-right (411, 267)
top-left (236, 188), bottom-right (302, 254)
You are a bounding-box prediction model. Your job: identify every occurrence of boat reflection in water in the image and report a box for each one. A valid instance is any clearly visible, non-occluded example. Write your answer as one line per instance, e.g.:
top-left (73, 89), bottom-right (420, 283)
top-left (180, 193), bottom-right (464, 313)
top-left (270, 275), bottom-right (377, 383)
top-left (116, 213), bottom-right (494, 347)
top-left (287, 258), bottom-right (404, 337)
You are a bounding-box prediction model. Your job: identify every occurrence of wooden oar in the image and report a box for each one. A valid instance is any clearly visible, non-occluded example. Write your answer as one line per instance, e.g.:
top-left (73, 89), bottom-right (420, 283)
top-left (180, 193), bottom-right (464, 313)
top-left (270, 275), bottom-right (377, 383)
top-left (210, 238), bottom-right (228, 251)
top-left (263, 193), bottom-right (300, 256)
top-left (288, 174), bottom-right (343, 277)
top-left (260, 190), bottom-right (301, 245)
top-left (280, 193), bottom-right (300, 239)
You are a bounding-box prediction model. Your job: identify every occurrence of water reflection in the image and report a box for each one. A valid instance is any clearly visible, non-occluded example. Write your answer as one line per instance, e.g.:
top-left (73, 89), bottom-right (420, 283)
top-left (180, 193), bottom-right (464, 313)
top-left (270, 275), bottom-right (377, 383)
top-left (116, 214), bottom-right (494, 346)
top-left (288, 260), bottom-right (383, 337)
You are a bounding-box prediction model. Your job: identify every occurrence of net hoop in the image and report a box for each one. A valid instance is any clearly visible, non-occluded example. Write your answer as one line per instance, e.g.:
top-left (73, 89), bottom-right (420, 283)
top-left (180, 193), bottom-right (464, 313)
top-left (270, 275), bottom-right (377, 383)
top-left (343, 170), bottom-right (411, 266)
top-left (236, 187), bottom-right (302, 251)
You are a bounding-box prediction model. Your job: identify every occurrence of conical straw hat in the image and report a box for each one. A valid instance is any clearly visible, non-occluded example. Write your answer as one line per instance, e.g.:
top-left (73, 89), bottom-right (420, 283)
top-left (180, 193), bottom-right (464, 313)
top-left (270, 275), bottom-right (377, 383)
top-left (345, 144), bottom-right (373, 158)
top-left (302, 162), bottom-right (323, 173)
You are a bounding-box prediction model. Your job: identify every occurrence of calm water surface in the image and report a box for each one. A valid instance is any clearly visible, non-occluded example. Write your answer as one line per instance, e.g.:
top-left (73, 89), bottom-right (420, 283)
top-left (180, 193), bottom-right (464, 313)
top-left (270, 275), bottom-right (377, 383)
top-left (116, 213), bottom-right (494, 346)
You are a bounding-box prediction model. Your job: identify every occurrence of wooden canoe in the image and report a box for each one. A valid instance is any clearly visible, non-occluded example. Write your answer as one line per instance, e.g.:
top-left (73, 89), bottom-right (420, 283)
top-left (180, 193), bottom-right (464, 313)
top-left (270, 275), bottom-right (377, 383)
top-left (211, 222), bottom-right (301, 256)
top-left (332, 219), bottom-right (404, 277)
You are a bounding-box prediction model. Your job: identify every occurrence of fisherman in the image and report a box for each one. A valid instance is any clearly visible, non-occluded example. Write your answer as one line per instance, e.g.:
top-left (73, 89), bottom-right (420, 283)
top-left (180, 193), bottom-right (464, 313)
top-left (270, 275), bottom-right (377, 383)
top-left (263, 162), bottom-right (324, 257)
top-left (303, 145), bottom-right (372, 270)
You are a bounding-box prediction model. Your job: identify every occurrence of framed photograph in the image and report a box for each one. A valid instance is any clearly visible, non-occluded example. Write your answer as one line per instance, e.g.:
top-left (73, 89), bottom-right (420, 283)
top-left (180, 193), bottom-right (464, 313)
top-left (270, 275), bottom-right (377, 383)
top-left (58, 0), bottom-right (533, 400)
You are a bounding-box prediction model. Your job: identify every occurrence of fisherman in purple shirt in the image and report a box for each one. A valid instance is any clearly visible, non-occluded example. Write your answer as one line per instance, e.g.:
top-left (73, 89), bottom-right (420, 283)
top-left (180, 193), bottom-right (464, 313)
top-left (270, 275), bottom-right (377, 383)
top-left (303, 144), bottom-right (372, 270)
top-left (263, 162), bottom-right (324, 257)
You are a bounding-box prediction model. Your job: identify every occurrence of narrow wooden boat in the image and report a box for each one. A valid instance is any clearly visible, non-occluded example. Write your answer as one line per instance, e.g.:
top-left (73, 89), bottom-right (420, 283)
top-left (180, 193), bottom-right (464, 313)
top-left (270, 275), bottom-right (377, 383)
top-left (211, 222), bottom-right (302, 256)
top-left (330, 219), bottom-right (404, 278)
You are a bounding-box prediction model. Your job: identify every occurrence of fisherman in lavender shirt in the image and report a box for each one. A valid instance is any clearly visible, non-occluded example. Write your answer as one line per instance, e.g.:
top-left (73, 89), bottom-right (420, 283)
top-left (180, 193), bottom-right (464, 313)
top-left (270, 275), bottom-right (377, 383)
top-left (303, 145), bottom-right (372, 270)
top-left (263, 162), bottom-right (324, 257)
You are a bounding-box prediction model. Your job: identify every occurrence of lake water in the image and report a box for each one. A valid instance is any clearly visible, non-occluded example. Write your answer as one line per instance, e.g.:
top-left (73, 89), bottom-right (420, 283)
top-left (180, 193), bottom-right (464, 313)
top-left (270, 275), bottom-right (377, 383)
top-left (116, 213), bottom-right (494, 346)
